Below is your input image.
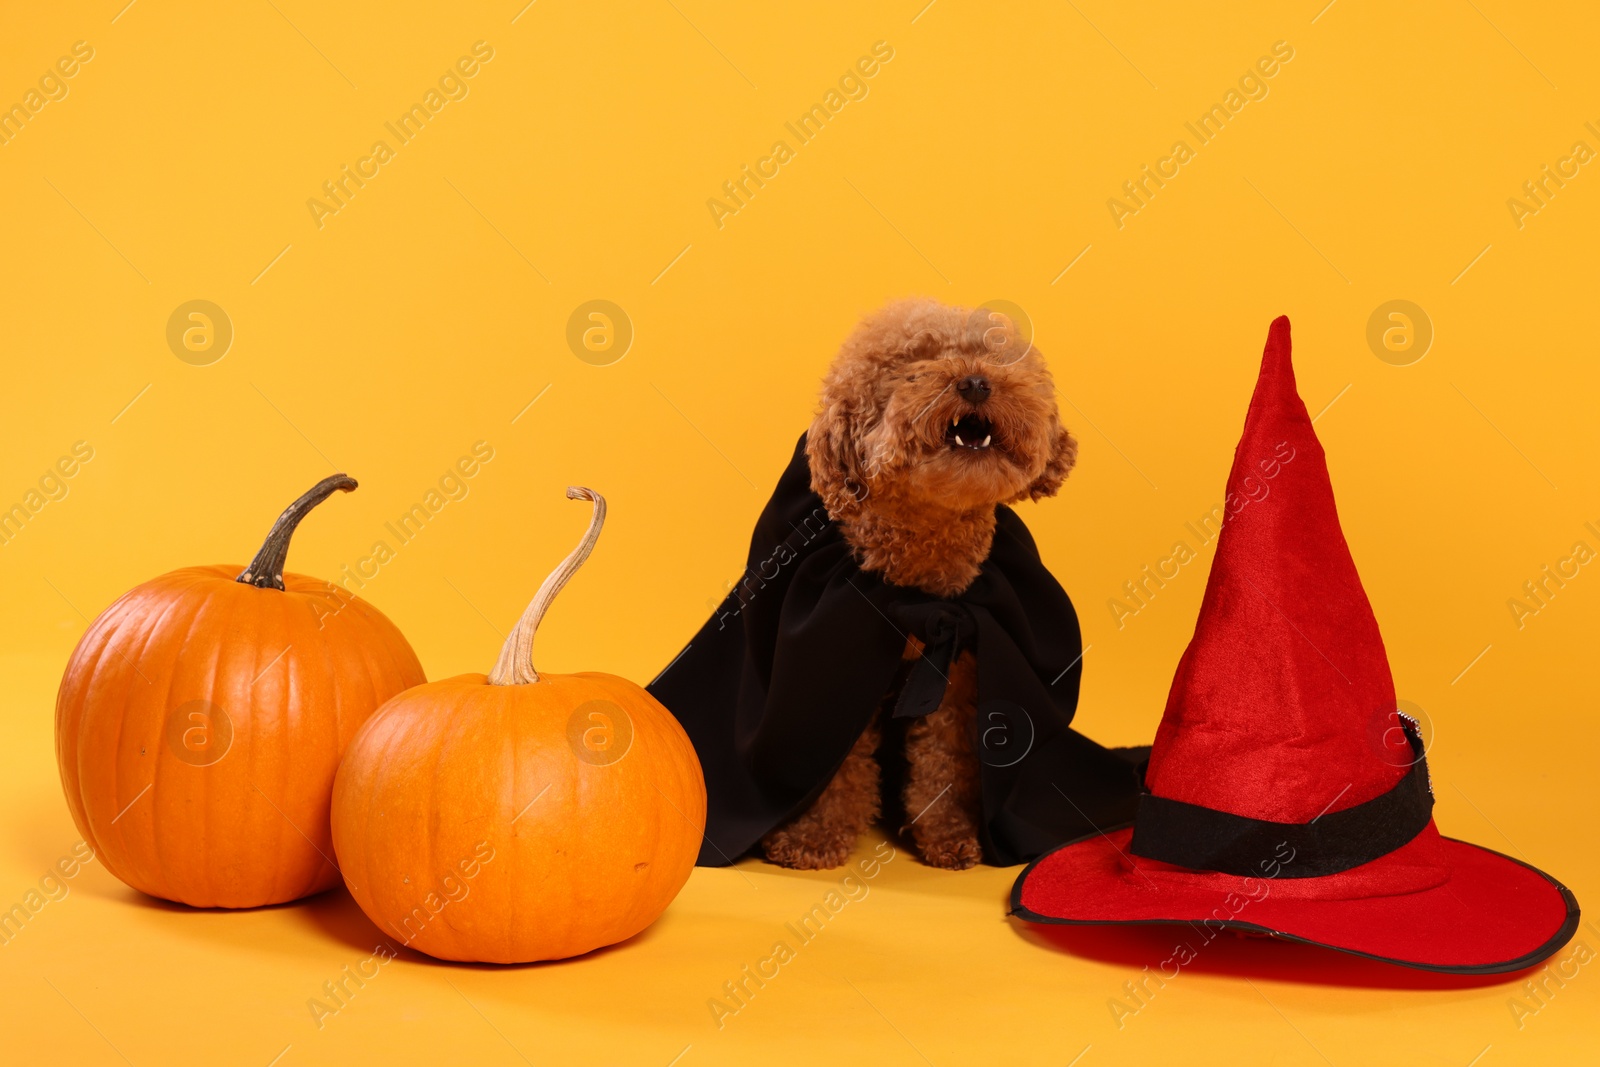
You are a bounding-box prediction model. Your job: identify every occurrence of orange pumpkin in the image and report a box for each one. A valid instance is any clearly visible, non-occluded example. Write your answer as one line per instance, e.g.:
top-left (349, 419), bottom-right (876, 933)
top-left (55, 474), bottom-right (425, 908)
top-left (331, 487), bottom-right (706, 963)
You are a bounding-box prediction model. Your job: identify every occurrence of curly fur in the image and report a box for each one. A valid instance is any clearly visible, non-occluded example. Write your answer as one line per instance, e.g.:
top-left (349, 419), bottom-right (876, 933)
top-left (760, 298), bottom-right (1077, 870)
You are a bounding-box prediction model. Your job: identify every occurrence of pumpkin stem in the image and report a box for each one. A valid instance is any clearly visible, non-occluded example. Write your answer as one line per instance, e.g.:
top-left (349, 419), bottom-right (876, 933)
top-left (236, 474), bottom-right (358, 590)
top-left (489, 487), bottom-right (606, 686)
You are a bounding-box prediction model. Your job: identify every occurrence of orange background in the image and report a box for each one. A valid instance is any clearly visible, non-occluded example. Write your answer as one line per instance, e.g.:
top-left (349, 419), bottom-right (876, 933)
top-left (1, 1), bottom-right (1596, 1063)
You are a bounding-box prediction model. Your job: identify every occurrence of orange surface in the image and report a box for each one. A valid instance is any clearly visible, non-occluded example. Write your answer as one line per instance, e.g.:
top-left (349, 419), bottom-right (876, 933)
top-left (2, 1), bottom-right (1597, 1063)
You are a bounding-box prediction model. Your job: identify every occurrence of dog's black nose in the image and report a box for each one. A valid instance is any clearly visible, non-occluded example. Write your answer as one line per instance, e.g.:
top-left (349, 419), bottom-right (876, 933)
top-left (956, 375), bottom-right (991, 403)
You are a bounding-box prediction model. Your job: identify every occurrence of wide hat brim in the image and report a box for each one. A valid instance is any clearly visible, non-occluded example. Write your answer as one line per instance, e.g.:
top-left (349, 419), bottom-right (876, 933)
top-left (1011, 822), bottom-right (1579, 974)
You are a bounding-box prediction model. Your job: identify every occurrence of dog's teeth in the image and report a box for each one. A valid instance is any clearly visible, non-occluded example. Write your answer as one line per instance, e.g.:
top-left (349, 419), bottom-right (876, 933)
top-left (952, 416), bottom-right (960, 427)
top-left (981, 435), bottom-right (991, 447)
top-left (954, 434), bottom-right (964, 447)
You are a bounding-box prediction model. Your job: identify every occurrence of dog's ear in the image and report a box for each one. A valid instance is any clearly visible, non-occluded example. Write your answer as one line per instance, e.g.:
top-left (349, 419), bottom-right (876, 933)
top-left (1019, 420), bottom-right (1078, 502)
top-left (807, 401), bottom-right (868, 519)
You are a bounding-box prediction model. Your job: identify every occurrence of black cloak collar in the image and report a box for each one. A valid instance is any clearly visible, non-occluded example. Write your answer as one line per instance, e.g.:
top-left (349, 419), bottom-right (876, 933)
top-left (648, 433), bottom-right (1146, 866)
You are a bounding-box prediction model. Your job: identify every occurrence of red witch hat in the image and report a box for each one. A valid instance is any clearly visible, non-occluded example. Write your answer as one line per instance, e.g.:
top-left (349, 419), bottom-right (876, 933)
top-left (1012, 317), bottom-right (1578, 973)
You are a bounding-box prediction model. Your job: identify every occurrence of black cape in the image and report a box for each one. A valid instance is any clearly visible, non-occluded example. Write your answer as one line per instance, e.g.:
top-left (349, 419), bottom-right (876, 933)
top-left (648, 434), bottom-right (1147, 867)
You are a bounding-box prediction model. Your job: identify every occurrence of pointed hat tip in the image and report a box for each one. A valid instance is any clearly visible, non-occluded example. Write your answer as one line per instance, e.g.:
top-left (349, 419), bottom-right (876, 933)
top-left (1259, 314), bottom-right (1294, 379)
top-left (1267, 314), bottom-right (1291, 350)
top-left (1242, 315), bottom-right (1303, 422)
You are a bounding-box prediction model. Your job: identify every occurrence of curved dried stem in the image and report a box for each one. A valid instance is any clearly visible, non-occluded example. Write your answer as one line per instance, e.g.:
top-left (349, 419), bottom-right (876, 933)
top-left (236, 474), bottom-right (358, 590)
top-left (488, 487), bottom-right (606, 686)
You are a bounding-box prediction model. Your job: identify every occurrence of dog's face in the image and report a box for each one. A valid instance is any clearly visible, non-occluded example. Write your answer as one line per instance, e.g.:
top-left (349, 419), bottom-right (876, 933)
top-left (808, 298), bottom-right (1077, 518)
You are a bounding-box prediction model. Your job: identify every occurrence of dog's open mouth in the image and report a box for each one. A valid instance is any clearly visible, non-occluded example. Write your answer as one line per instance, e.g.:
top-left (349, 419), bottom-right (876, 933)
top-left (946, 413), bottom-right (995, 451)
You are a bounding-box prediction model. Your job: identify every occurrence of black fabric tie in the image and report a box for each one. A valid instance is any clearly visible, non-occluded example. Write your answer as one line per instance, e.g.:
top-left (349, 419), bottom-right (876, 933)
top-left (888, 602), bottom-right (976, 719)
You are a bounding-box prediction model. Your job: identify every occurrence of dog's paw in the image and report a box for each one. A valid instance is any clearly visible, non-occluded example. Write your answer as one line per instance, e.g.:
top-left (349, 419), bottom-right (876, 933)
top-left (918, 835), bottom-right (982, 870)
top-left (761, 830), bottom-right (854, 870)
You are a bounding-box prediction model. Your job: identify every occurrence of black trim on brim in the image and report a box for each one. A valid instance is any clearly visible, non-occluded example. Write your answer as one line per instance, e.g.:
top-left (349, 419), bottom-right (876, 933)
top-left (1008, 837), bottom-right (1581, 976)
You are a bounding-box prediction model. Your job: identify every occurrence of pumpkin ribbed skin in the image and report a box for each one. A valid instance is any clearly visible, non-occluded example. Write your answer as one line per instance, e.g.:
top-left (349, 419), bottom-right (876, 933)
top-left (331, 671), bottom-right (706, 963)
top-left (55, 565), bottom-right (425, 908)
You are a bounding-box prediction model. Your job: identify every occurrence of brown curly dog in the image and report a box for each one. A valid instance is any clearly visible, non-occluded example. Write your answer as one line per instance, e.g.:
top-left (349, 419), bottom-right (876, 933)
top-left (759, 297), bottom-right (1077, 870)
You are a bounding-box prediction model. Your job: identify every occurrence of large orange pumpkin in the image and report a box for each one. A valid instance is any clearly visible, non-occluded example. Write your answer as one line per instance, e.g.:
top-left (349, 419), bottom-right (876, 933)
top-left (331, 487), bottom-right (706, 963)
top-left (55, 474), bottom-right (425, 908)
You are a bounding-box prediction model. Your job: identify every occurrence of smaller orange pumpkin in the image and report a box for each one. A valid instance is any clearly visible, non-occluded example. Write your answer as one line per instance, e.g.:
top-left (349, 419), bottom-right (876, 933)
top-left (331, 488), bottom-right (706, 963)
top-left (55, 475), bottom-right (426, 908)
